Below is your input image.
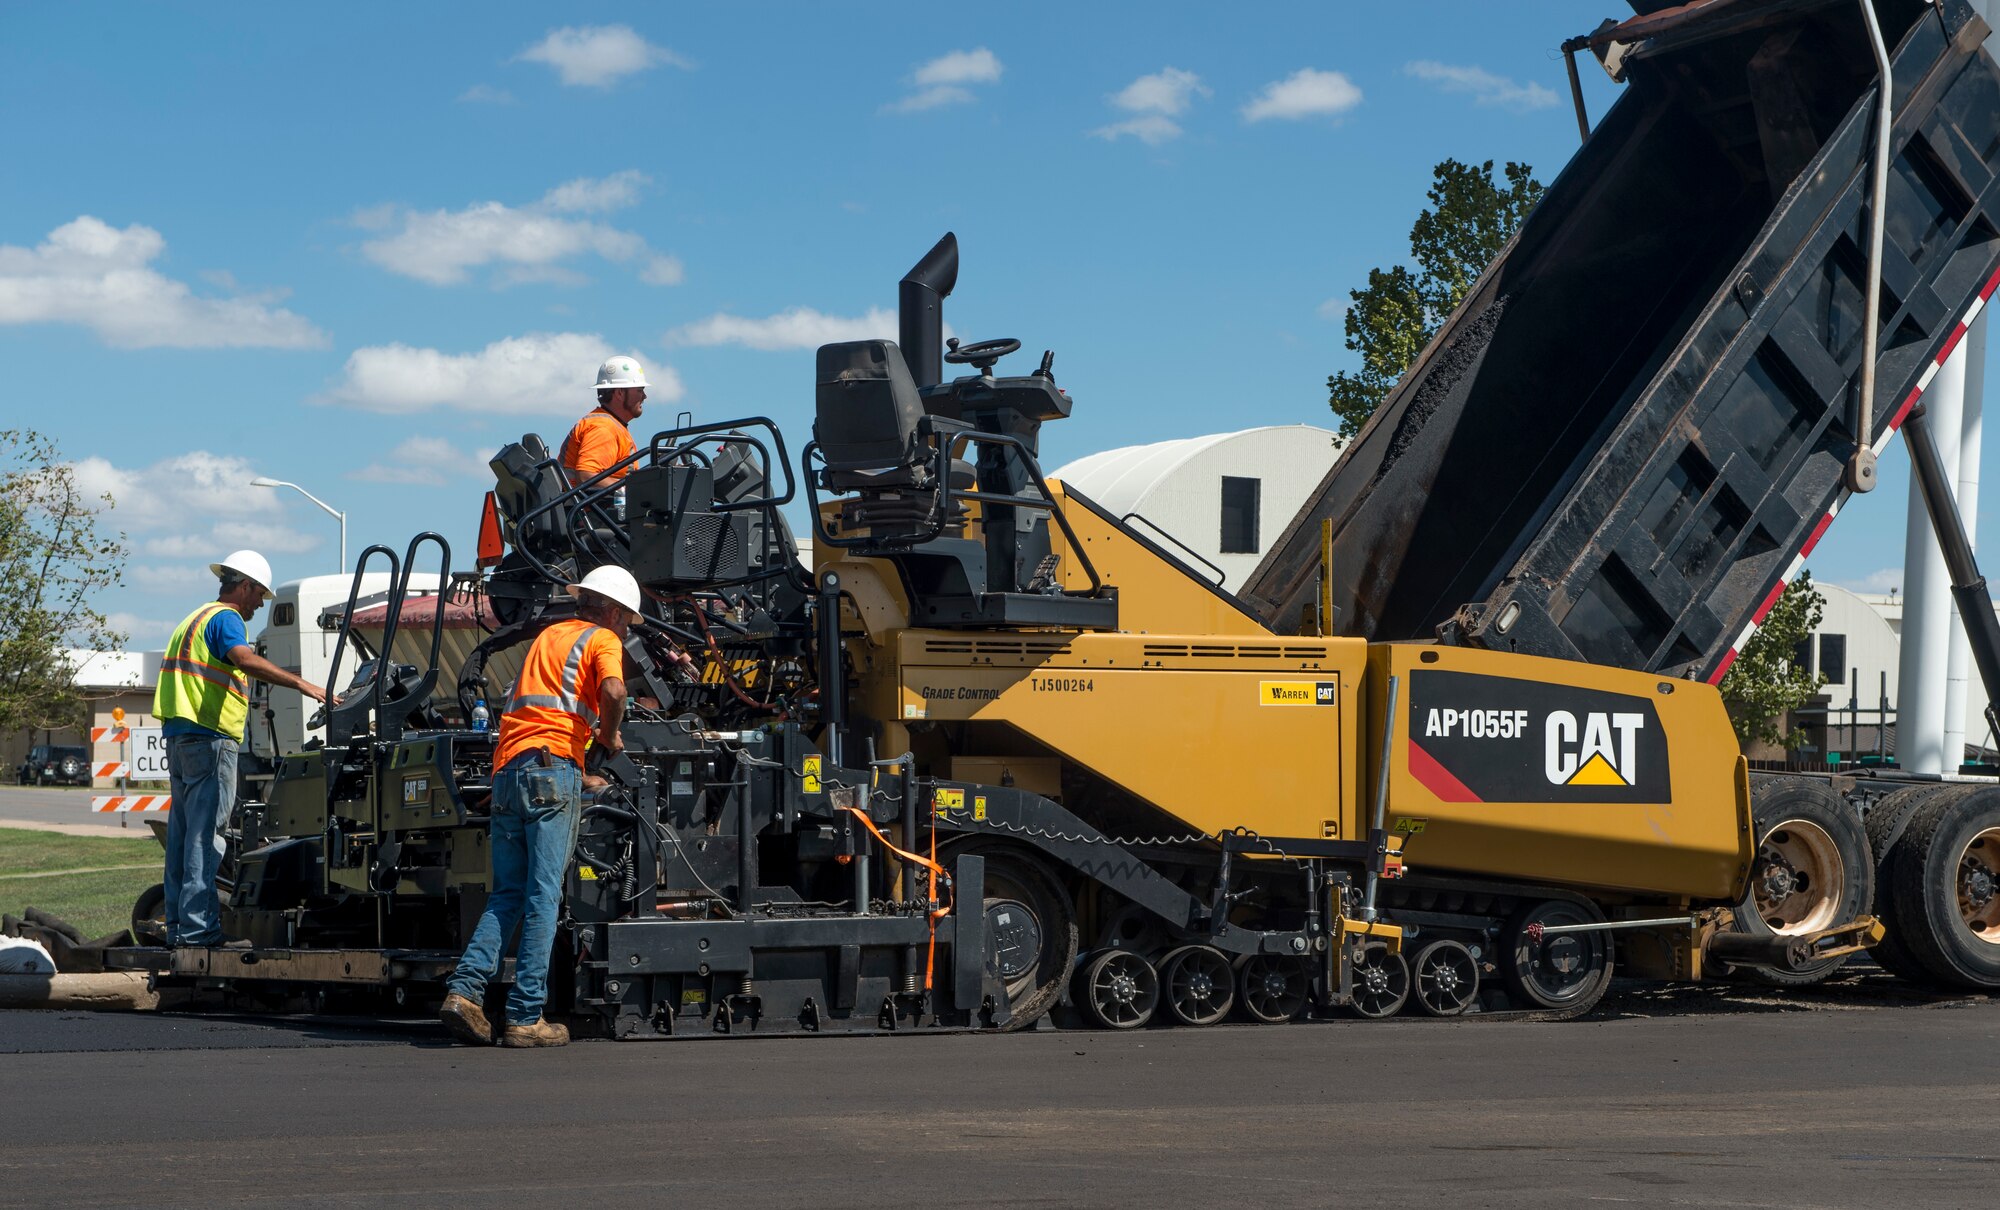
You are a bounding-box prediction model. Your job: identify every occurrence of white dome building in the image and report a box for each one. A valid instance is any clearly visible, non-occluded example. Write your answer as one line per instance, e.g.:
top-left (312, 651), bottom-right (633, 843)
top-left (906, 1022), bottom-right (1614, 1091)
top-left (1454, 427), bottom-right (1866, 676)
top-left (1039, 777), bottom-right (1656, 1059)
top-left (1051, 425), bottom-right (1344, 591)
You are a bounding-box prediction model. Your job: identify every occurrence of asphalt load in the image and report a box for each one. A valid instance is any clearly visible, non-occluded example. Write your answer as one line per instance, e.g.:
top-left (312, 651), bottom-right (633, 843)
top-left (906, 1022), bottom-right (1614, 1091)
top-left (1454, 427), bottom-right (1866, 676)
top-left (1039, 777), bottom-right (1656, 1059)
top-left (3, 973), bottom-right (1997, 1209)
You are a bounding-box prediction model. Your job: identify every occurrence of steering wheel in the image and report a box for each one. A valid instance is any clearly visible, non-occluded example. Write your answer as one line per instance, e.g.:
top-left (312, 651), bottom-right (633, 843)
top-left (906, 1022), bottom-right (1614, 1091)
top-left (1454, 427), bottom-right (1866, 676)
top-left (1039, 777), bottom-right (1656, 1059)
top-left (943, 337), bottom-right (1021, 372)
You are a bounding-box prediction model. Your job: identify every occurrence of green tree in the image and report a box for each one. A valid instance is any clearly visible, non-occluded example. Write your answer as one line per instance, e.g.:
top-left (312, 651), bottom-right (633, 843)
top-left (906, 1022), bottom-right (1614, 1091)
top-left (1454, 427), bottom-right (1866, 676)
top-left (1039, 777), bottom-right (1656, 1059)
top-left (1327, 158), bottom-right (1544, 438)
top-left (0, 429), bottom-right (127, 738)
top-left (1720, 572), bottom-right (1828, 749)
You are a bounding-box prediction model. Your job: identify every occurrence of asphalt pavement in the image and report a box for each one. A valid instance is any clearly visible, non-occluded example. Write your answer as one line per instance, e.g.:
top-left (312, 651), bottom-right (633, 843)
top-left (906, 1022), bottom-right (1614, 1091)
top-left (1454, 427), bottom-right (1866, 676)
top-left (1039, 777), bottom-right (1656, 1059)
top-left (4, 979), bottom-right (1999, 1209)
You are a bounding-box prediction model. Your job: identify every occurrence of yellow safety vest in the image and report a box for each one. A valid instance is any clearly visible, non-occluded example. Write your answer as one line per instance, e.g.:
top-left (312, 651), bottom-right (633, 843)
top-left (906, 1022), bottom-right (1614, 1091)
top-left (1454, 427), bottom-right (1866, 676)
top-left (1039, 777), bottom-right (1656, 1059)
top-left (154, 603), bottom-right (250, 741)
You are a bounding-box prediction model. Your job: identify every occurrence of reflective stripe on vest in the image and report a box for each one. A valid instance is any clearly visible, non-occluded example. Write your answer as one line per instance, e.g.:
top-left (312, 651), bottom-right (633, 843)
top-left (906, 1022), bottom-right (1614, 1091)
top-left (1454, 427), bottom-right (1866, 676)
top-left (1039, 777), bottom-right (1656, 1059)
top-left (154, 603), bottom-right (250, 740)
top-left (509, 624), bottom-right (605, 727)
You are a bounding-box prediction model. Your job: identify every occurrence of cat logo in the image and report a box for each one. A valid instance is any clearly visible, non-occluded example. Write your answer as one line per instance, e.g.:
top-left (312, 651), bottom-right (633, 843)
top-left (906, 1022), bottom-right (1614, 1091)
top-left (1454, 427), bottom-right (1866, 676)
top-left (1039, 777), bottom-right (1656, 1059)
top-left (1545, 711), bottom-right (1645, 787)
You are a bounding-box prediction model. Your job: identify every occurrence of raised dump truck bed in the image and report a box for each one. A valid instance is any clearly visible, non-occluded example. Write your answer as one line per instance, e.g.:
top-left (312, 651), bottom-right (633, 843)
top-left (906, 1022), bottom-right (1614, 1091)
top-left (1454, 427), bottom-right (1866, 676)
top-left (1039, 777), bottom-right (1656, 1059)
top-left (1244, 0), bottom-right (2000, 683)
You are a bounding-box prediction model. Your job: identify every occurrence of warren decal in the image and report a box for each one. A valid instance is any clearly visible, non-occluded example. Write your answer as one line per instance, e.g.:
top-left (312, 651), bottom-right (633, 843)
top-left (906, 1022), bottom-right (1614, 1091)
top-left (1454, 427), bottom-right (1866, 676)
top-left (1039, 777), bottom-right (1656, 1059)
top-left (1405, 670), bottom-right (1670, 803)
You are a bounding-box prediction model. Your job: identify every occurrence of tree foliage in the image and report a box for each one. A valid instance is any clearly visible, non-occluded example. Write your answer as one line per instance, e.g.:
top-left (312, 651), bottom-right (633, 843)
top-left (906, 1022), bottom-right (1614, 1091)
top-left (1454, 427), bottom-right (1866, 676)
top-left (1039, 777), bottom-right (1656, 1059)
top-left (1721, 572), bottom-right (1828, 749)
top-left (1326, 159), bottom-right (1544, 438)
top-left (0, 429), bottom-right (128, 736)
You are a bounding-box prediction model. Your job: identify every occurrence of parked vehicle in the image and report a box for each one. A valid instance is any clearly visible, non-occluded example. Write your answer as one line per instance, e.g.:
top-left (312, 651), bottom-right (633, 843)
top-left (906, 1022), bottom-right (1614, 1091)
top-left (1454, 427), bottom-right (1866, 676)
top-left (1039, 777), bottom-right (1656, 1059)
top-left (17, 745), bottom-right (90, 787)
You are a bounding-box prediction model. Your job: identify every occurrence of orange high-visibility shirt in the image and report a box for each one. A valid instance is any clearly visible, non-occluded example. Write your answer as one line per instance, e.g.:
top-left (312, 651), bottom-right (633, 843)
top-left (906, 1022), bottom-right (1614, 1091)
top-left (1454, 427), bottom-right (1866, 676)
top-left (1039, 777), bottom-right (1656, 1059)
top-left (560, 407), bottom-right (636, 484)
top-left (492, 619), bottom-right (625, 770)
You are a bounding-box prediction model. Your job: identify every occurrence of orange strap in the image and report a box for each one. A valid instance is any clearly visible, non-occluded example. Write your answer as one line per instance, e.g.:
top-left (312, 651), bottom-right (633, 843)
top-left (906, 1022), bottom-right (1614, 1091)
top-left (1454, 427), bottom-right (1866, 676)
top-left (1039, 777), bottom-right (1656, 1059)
top-left (836, 803), bottom-right (954, 992)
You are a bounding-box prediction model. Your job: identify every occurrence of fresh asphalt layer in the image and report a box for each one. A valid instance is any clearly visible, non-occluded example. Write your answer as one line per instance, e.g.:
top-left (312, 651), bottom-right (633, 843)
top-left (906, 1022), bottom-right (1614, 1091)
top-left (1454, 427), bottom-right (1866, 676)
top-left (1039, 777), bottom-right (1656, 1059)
top-left (3, 978), bottom-right (1998, 1209)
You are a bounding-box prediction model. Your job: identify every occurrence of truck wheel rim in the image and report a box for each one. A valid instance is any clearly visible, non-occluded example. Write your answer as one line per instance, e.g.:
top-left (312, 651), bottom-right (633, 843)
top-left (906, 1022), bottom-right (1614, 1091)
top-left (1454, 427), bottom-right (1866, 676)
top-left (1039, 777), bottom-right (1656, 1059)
top-left (1752, 820), bottom-right (1842, 935)
top-left (1956, 829), bottom-right (2000, 946)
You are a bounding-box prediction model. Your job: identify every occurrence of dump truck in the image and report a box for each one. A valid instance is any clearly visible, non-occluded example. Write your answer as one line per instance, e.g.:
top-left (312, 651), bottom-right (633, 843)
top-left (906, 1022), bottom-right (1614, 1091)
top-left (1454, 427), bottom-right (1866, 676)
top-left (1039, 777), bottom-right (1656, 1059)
top-left (109, 0), bottom-right (2000, 1033)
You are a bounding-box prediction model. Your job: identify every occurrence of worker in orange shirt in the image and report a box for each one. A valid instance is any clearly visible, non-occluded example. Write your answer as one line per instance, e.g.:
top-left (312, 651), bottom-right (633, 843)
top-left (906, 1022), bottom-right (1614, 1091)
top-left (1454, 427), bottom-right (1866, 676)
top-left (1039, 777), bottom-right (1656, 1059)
top-left (439, 565), bottom-right (641, 1048)
top-left (560, 355), bottom-right (650, 487)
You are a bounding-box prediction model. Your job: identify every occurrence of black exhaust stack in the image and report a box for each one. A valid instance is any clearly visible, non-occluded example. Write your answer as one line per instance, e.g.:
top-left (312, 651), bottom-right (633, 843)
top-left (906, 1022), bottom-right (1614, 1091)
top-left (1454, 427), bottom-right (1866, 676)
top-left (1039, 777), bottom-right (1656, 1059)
top-left (899, 233), bottom-right (958, 390)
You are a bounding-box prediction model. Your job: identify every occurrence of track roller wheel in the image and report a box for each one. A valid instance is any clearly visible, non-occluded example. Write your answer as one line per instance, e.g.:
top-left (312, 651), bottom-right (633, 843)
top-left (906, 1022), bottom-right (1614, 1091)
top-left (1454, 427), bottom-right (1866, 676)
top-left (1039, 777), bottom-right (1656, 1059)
top-left (1076, 949), bottom-right (1158, 1029)
top-left (1410, 938), bottom-right (1479, 1017)
top-left (1729, 778), bottom-right (1873, 986)
top-left (1347, 943), bottom-right (1409, 1020)
top-left (1503, 899), bottom-right (1612, 1018)
top-left (1159, 945), bottom-right (1233, 1026)
top-left (955, 846), bottom-right (1077, 1031)
top-left (1234, 953), bottom-right (1309, 1024)
top-left (1881, 786), bottom-right (2000, 990)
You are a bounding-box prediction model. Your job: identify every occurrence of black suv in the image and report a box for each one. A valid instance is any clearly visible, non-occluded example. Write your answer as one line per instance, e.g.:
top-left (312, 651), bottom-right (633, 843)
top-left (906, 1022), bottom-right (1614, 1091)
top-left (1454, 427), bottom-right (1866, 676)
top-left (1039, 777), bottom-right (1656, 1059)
top-left (17, 744), bottom-right (90, 787)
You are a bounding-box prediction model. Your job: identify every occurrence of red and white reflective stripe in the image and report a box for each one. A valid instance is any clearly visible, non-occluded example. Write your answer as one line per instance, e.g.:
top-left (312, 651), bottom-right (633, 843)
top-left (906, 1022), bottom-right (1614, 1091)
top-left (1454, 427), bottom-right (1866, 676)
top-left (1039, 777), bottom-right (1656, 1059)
top-left (93, 795), bottom-right (171, 813)
top-left (90, 726), bottom-right (130, 742)
top-left (93, 762), bottom-right (128, 778)
top-left (1707, 261), bottom-right (2000, 685)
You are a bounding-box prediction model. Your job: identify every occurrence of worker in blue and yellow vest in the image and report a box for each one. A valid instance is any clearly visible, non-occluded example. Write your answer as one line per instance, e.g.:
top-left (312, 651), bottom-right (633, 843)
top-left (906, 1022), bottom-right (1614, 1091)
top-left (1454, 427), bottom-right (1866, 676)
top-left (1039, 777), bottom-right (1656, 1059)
top-left (152, 550), bottom-right (326, 949)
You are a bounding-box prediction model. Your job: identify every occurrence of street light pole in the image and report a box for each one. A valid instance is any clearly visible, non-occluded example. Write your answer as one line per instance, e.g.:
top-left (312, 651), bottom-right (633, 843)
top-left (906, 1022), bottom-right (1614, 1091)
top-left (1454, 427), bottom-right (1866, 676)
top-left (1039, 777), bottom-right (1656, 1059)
top-left (250, 477), bottom-right (347, 572)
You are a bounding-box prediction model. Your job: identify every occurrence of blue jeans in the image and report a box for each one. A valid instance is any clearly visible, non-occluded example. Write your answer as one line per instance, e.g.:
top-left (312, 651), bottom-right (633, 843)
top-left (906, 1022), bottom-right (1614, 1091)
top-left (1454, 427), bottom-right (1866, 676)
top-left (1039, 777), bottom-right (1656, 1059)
top-left (164, 732), bottom-right (237, 946)
top-left (447, 752), bottom-right (581, 1025)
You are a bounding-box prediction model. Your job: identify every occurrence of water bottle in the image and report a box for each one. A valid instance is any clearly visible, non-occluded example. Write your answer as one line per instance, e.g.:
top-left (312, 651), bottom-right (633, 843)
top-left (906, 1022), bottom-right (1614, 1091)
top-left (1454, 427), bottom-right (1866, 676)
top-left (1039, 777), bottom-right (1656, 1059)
top-left (471, 700), bottom-right (490, 733)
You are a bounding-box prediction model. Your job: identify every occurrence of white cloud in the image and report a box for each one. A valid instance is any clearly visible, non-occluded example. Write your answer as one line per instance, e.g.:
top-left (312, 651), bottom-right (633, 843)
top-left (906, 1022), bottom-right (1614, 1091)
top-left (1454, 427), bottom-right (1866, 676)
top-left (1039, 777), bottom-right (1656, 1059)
top-left (668, 306), bottom-right (905, 351)
top-left (457, 84), bottom-right (515, 105)
top-left (517, 25), bottom-right (691, 88)
top-left (357, 173), bottom-right (680, 289)
top-left (1242, 68), bottom-right (1364, 122)
top-left (349, 436), bottom-right (499, 487)
top-left (104, 611), bottom-right (177, 646)
top-left (915, 48), bottom-right (1002, 86)
top-left (886, 48), bottom-right (1002, 113)
top-left (888, 86), bottom-right (975, 113)
top-left (1404, 60), bottom-right (1557, 112)
top-left (318, 331), bottom-right (684, 415)
top-left (70, 452), bottom-right (323, 585)
top-left (1091, 67), bottom-right (1210, 145)
top-left (543, 169), bottom-right (647, 213)
top-left (0, 217), bottom-right (325, 349)
top-left (638, 254), bottom-right (685, 286)
top-left (1111, 67), bottom-right (1207, 116)
top-left (1091, 115), bottom-right (1184, 146)
top-left (1317, 297), bottom-right (1350, 322)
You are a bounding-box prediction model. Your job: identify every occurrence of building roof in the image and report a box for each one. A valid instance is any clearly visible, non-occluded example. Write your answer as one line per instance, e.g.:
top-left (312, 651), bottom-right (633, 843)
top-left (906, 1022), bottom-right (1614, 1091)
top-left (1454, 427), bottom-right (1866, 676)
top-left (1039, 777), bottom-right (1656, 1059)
top-left (1051, 425), bottom-right (1338, 517)
top-left (64, 649), bottom-right (160, 691)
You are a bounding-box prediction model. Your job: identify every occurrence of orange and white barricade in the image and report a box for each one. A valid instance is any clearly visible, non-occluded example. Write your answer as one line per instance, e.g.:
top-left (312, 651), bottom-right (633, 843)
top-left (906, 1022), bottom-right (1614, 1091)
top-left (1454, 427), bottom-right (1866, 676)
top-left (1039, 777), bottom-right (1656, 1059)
top-left (93, 795), bottom-right (171, 813)
top-left (90, 726), bottom-right (130, 743)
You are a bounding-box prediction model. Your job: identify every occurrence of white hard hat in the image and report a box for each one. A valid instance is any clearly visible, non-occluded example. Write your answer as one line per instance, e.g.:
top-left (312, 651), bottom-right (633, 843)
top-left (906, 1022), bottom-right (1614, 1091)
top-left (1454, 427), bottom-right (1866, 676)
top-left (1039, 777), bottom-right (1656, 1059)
top-left (209, 550), bottom-right (275, 600)
top-left (567, 565), bottom-right (644, 621)
top-left (594, 356), bottom-right (650, 391)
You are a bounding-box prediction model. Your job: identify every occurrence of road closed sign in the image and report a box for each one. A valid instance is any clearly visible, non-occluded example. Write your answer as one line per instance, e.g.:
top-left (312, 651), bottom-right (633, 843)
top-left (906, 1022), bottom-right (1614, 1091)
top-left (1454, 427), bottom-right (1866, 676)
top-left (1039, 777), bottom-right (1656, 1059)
top-left (130, 728), bottom-right (168, 779)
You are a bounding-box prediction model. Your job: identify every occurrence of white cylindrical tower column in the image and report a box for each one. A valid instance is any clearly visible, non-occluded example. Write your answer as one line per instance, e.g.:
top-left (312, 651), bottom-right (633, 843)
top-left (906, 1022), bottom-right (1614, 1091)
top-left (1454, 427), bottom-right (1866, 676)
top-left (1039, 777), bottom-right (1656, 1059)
top-left (1900, 338), bottom-right (1968, 773)
top-left (1946, 316), bottom-right (1990, 763)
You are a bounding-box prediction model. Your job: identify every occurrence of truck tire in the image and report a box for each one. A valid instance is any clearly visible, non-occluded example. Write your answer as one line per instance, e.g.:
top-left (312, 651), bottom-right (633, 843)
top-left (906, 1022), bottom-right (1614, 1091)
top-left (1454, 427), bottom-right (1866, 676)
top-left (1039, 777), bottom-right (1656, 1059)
top-left (1503, 899), bottom-right (1612, 1018)
top-left (1884, 786), bottom-right (2000, 990)
top-left (1863, 784), bottom-right (1950, 982)
top-left (1731, 778), bottom-right (1872, 986)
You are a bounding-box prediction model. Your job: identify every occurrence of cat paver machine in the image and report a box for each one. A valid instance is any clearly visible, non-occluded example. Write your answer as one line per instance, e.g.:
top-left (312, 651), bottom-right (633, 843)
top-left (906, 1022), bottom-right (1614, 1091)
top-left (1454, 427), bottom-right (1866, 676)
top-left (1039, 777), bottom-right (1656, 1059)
top-left (120, 0), bottom-right (2000, 1031)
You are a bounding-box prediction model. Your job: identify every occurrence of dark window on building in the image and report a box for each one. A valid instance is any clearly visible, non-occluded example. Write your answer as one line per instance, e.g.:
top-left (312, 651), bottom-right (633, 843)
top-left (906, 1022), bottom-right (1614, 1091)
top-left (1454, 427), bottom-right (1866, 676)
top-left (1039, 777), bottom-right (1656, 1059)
top-left (1819, 633), bottom-right (1848, 687)
top-left (1793, 637), bottom-right (1815, 679)
top-left (1220, 476), bottom-right (1261, 554)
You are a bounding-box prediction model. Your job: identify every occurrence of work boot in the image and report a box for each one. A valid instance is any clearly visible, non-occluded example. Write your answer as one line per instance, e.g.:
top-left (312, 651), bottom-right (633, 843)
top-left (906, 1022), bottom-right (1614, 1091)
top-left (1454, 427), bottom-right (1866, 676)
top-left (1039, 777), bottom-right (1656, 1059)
top-left (499, 1018), bottom-right (570, 1048)
top-left (439, 992), bottom-right (494, 1046)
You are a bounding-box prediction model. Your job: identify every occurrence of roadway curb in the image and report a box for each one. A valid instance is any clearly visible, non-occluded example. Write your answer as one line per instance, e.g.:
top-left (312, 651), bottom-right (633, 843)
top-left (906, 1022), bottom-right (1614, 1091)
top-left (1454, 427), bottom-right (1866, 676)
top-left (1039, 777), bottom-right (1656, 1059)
top-left (0, 971), bottom-right (157, 1011)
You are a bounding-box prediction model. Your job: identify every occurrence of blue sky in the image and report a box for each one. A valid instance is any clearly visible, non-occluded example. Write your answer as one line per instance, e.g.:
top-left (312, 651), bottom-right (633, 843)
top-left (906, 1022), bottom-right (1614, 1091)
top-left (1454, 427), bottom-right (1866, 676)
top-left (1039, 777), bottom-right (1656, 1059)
top-left (1, 3), bottom-right (1986, 645)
